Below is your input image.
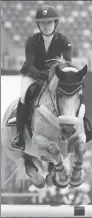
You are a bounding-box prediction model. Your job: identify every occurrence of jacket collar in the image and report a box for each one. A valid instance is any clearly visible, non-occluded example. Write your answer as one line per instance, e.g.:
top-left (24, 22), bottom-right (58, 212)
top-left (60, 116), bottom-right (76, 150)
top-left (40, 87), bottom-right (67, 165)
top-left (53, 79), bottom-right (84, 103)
top-left (37, 32), bottom-right (58, 42)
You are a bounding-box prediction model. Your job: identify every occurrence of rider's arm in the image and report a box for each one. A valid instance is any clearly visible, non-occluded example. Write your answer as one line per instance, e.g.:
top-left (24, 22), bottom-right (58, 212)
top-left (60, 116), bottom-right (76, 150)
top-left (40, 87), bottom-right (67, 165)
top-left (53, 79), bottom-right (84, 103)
top-left (20, 37), bottom-right (39, 78)
top-left (62, 37), bottom-right (72, 62)
top-left (20, 37), bottom-right (48, 81)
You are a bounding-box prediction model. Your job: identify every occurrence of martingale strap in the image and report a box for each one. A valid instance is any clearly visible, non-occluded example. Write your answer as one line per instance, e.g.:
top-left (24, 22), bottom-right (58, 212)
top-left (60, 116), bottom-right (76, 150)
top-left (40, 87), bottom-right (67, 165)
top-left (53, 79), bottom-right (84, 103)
top-left (38, 105), bottom-right (60, 129)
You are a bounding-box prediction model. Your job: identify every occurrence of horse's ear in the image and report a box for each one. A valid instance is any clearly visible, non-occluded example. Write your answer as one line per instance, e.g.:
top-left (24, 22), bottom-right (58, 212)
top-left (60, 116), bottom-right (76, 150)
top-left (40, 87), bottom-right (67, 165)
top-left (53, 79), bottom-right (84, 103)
top-left (55, 64), bottom-right (63, 80)
top-left (78, 64), bottom-right (87, 80)
top-left (55, 63), bottom-right (88, 82)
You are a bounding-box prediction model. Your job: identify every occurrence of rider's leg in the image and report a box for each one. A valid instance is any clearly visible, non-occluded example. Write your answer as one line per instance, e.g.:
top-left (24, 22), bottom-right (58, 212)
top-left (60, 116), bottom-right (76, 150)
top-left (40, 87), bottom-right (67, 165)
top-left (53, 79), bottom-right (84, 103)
top-left (11, 76), bottom-right (36, 150)
top-left (11, 100), bottom-right (27, 150)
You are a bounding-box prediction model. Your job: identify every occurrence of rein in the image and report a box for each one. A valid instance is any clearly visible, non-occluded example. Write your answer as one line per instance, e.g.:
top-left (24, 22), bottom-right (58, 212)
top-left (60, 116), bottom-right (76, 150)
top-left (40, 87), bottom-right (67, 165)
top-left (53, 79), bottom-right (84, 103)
top-left (35, 82), bottom-right (48, 107)
top-left (34, 80), bottom-right (59, 117)
top-left (56, 85), bottom-right (84, 118)
top-left (47, 87), bottom-right (59, 117)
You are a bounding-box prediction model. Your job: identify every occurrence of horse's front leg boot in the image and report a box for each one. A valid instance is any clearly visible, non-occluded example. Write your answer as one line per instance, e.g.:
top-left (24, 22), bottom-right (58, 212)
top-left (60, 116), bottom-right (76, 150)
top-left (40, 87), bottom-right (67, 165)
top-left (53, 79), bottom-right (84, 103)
top-left (67, 135), bottom-right (80, 153)
top-left (69, 161), bottom-right (84, 187)
top-left (47, 141), bottom-right (61, 164)
top-left (52, 161), bottom-right (70, 188)
top-left (75, 140), bottom-right (87, 162)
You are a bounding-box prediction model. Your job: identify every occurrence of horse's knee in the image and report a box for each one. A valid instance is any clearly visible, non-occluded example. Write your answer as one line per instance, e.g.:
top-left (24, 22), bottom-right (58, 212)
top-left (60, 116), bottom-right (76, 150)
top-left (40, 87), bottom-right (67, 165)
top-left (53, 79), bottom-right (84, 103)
top-left (35, 135), bottom-right (50, 147)
top-left (74, 142), bottom-right (87, 163)
top-left (24, 153), bottom-right (37, 172)
top-left (47, 141), bottom-right (60, 155)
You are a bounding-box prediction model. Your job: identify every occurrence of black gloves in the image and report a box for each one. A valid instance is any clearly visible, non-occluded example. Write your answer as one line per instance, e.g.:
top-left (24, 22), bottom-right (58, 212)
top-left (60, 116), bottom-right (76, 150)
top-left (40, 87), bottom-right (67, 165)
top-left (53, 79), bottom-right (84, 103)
top-left (20, 61), bottom-right (49, 84)
top-left (36, 70), bottom-right (49, 83)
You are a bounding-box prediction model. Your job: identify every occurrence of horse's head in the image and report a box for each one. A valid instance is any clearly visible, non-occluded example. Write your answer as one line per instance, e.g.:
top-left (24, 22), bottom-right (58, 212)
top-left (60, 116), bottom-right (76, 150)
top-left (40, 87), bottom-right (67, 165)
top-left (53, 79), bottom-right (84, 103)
top-left (49, 60), bottom-right (88, 140)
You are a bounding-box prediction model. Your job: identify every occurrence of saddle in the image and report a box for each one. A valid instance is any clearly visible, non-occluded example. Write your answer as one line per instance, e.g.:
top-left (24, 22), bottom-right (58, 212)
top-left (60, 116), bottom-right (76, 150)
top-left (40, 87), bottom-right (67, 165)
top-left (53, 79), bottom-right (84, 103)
top-left (6, 82), bottom-right (46, 129)
top-left (6, 108), bottom-right (17, 126)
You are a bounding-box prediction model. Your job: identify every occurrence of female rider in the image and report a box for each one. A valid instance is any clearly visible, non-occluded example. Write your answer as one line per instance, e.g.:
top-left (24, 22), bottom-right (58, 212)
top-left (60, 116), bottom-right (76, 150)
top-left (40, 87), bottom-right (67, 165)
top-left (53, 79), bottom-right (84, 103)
top-left (11, 4), bottom-right (72, 150)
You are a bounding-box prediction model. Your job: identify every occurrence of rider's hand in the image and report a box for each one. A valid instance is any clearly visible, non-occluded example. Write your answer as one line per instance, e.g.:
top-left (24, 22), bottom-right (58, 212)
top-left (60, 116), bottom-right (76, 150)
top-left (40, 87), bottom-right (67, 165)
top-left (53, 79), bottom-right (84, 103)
top-left (36, 70), bottom-right (49, 82)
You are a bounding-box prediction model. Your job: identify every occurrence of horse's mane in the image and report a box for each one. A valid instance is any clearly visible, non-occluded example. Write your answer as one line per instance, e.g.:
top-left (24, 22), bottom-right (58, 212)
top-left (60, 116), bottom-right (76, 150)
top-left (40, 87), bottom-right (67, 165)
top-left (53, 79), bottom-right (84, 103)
top-left (46, 58), bottom-right (79, 73)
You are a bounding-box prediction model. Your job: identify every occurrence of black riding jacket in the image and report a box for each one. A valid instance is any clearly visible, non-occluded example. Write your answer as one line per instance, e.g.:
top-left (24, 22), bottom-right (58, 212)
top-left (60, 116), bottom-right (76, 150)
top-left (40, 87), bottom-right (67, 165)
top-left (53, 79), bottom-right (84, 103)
top-left (20, 32), bottom-right (72, 81)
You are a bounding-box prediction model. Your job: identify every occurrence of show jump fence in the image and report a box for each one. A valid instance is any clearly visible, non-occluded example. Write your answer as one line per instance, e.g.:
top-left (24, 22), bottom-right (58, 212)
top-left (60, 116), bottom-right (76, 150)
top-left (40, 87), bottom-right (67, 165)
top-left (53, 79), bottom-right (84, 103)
top-left (1, 205), bottom-right (92, 217)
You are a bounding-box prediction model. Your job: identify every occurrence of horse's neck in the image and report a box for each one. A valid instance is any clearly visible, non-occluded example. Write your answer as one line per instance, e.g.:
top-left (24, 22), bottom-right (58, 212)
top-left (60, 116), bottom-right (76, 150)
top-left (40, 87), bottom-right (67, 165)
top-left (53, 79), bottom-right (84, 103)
top-left (37, 87), bottom-right (54, 112)
top-left (32, 76), bottom-right (58, 131)
top-left (49, 75), bottom-right (58, 93)
top-left (37, 76), bottom-right (58, 113)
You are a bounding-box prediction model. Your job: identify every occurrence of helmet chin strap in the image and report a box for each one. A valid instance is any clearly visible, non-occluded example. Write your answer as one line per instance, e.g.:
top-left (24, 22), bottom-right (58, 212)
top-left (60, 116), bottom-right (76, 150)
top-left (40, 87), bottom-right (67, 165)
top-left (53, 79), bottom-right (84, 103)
top-left (37, 21), bottom-right (58, 36)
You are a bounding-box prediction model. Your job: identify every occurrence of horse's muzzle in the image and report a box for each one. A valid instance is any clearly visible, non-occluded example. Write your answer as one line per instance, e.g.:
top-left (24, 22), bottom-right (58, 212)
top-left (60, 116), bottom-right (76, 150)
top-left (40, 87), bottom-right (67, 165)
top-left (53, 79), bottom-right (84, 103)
top-left (61, 124), bottom-right (76, 140)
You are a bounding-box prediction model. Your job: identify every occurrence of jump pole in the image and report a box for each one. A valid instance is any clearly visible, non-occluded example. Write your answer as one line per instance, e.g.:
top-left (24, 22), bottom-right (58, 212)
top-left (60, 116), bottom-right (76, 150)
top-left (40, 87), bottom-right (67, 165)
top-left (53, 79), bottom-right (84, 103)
top-left (1, 205), bottom-right (92, 217)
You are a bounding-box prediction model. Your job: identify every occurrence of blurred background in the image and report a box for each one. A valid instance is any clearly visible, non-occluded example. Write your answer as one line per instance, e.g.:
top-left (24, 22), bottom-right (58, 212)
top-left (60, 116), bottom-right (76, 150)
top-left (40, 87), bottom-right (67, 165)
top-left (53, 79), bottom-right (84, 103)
top-left (1, 0), bottom-right (92, 207)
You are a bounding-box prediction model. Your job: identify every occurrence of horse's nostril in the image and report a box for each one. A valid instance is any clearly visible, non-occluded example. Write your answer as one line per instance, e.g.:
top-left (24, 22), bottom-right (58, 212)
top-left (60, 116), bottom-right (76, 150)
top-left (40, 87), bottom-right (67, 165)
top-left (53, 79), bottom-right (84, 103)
top-left (62, 127), bottom-right (76, 136)
top-left (72, 128), bottom-right (76, 134)
top-left (62, 128), bottom-right (66, 134)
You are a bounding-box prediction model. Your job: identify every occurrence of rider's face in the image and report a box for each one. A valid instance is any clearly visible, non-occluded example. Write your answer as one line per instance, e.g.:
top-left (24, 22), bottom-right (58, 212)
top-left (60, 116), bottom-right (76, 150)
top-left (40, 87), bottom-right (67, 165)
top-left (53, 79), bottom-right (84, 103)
top-left (39, 21), bottom-right (55, 35)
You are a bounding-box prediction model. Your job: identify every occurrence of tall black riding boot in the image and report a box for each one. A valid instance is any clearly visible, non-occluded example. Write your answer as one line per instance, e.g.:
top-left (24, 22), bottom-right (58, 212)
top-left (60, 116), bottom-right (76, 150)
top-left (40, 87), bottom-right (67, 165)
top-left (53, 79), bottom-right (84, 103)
top-left (11, 100), bottom-right (26, 150)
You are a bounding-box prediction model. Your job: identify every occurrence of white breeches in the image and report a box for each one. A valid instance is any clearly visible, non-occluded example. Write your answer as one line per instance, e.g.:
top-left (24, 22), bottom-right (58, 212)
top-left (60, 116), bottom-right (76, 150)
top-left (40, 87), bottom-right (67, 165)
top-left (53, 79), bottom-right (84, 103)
top-left (20, 75), bottom-right (36, 103)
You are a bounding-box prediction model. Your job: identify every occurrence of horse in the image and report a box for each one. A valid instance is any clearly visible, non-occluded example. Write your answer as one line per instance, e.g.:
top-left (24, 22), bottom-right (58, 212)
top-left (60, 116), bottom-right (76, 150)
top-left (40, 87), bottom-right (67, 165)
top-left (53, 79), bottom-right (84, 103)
top-left (1, 59), bottom-right (88, 189)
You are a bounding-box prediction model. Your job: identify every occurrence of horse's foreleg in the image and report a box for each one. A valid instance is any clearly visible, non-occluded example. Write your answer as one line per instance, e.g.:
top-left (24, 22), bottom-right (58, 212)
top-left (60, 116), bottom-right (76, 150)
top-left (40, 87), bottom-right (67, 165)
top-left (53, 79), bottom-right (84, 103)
top-left (35, 135), bottom-right (70, 188)
top-left (69, 135), bottom-right (87, 187)
top-left (24, 155), bottom-right (45, 189)
top-left (47, 141), bottom-right (70, 188)
top-left (34, 135), bottom-right (55, 162)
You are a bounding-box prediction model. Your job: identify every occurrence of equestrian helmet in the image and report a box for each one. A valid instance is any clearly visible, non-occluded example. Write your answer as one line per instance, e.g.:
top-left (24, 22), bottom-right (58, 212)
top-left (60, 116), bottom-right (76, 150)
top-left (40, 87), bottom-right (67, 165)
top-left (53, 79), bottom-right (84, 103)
top-left (35, 5), bottom-right (59, 22)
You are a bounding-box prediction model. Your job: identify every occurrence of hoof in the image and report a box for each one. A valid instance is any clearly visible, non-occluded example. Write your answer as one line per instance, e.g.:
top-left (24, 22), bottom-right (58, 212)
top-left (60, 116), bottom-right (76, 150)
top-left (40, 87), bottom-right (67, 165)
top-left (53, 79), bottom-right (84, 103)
top-left (52, 173), bottom-right (70, 188)
top-left (33, 181), bottom-right (45, 189)
top-left (25, 161), bottom-right (45, 189)
top-left (69, 169), bottom-right (84, 187)
top-left (32, 176), bottom-right (45, 189)
top-left (45, 174), bottom-right (53, 186)
top-left (51, 162), bottom-right (70, 188)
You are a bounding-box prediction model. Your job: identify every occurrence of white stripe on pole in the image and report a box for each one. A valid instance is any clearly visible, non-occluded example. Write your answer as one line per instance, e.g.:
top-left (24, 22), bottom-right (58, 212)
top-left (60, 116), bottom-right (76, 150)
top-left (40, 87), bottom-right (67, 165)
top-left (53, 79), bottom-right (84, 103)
top-left (1, 205), bottom-right (92, 217)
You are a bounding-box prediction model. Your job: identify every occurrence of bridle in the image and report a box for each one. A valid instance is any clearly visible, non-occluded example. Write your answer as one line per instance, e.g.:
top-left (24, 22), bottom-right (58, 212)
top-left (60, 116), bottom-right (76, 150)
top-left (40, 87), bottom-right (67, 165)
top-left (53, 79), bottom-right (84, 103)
top-left (47, 80), bottom-right (84, 121)
top-left (55, 85), bottom-right (84, 117)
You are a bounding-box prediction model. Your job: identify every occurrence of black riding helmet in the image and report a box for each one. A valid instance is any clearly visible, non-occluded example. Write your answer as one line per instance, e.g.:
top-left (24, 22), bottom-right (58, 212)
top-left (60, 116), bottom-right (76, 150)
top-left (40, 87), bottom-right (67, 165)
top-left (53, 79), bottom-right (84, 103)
top-left (35, 5), bottom-right (59, 36)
